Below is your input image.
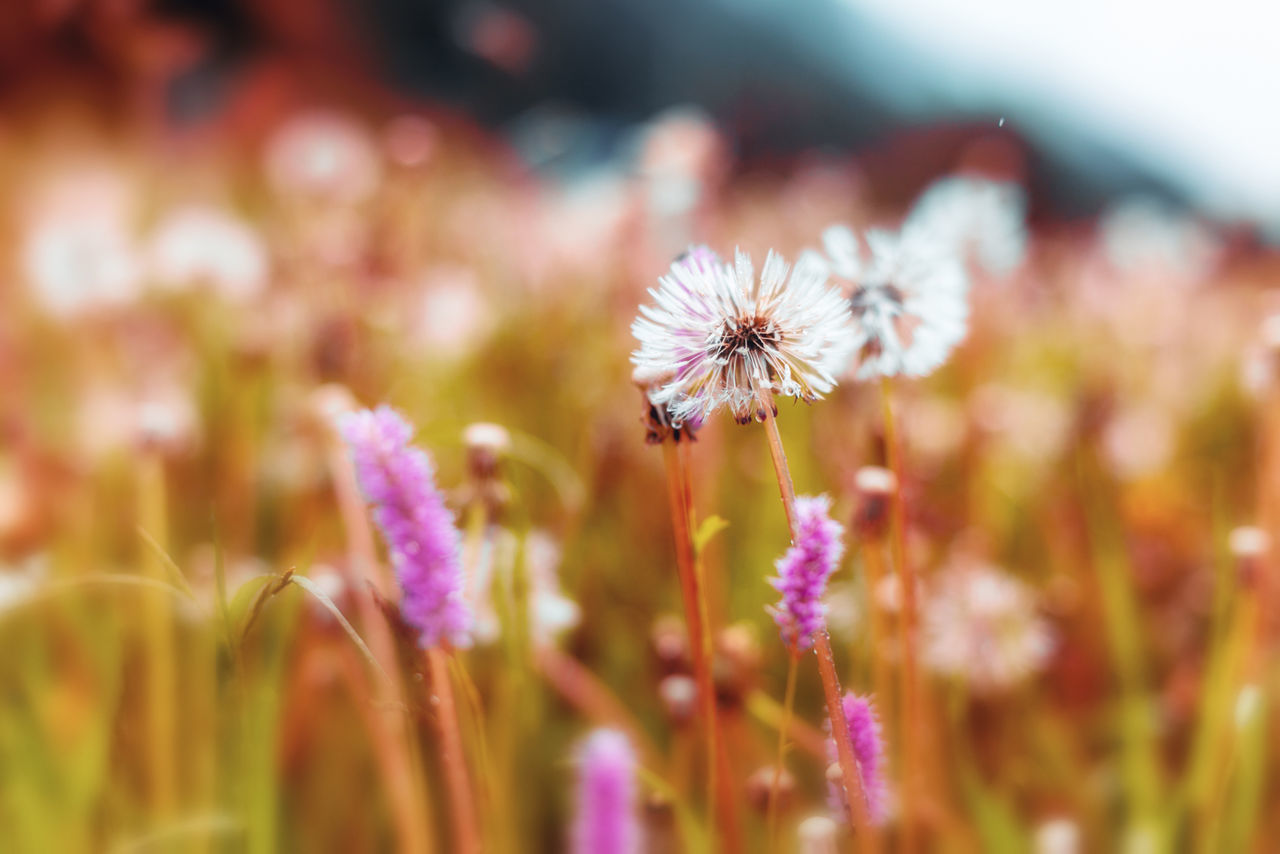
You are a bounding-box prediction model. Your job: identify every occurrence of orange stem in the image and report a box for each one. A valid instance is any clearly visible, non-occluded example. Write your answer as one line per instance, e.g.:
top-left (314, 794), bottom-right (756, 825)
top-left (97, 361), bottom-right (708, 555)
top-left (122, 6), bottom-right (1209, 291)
top-left (882, 376), bottom-right (922, 853)
top-left (426, 647), bottom-right (480, 854)
top-left (662, 441), bottom-right (740, 851)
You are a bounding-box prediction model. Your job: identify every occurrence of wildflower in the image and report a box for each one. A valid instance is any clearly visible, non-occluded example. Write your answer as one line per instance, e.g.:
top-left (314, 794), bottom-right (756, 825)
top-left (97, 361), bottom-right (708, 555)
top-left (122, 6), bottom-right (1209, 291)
top-left (1034, 818), bottom-right (1081, 854)
top-left (796, 814), bottom-right (840, 854)
top-left (572, 729), bottom-right (639, 854)
top-left (265, 111), bottom-right (382, 204)
top-left (768, 495), bottom-right (845, 650)
top-left (826, 693), bottom-right (890, 826)
top-left (921, 562), bottom-right (1052, 693)
top-left (906, 176), bottom-right (1029, 277)
top-left (147, 205), bottom-right (268, 301)
top-left (817, 223), bottom-right (969, 380)
top-left (23, 209), bottom-right (140, 318)
top-left (471, 529), bottom-right (580, 647)
top-left (339, 406), bottom-right (472, 648)
top-left (19, 163), bottom-right (142, 318)
top-left (1229, 525), bottom-right (1269, 588)
top-left (632, 365), bottom-right (700, 444)
top-left (631, 248), bottom-right (855, 425)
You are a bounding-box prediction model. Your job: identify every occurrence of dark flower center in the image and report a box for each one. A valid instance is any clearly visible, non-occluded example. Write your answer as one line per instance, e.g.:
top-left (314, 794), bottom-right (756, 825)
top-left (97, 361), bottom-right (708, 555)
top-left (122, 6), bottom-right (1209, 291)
top-left (715, 315), bottom-right (779, 359)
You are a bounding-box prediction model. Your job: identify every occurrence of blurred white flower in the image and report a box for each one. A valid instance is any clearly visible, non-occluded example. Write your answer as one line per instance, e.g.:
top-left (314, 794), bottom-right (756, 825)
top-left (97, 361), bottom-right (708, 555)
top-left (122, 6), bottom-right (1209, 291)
top-left (817, 224), bottom-right (969, 380)
top-left (1099, 197), bottom-right (1220, 283)
top-left (265, 111), bottom-right (382, 204)
top-left (632, 248), bottom-right (856, 425)
top-left (907, 176), bottom-right (1029, 277)
top-left (471, 528), bottom-right (580, 647)
top-left (148, 205), bottom-right (268, 301)
top-left (1034, 818), bottom-right (1081, 854)
top-left (412, 267), bottom-right (494, 358)
top-left (21, 165), bottom-right (142, 318)
top-left (970, 384), bottom-right (1072, 463)
top-left (921, 562), bottom-right (1053, 693)
top-left (0, 554), bottom-right (47, 616)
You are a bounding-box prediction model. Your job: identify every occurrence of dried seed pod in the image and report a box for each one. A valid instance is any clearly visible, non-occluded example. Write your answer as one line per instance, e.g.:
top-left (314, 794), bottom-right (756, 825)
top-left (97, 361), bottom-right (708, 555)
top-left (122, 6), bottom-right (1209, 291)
top-left (852, 466), bottom-right (897, 541)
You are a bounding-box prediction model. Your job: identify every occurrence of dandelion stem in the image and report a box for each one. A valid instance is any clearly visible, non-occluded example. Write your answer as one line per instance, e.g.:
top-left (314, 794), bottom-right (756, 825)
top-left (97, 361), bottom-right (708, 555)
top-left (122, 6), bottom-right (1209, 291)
top-left (881, 376), bottom-right (923, 852)
top-left (426, 646), bottom-right (480, 854)
top-left (757, 390), bottom-right (798, 538)
top-left (766, 650), bottom-right (800, 849)
top-left (661, 441), bottom-right (738, 851)
top-left (757, 392), bottom-right (877, 850)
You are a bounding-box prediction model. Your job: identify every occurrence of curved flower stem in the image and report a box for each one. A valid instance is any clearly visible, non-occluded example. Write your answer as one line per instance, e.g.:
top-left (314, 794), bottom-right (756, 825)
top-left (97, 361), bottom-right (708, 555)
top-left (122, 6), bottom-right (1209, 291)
top-left (766, 650), bottom-right (800, 848)
top-left (757, 392), bottom-right (877, 850)
top-left (661, 442), bottom-right (739, 851)
top-left (757, 394), bottom-right (799, 539)
top-left (881, 376), bottom-right (922, 853)
top-left (426, 646), bottom-right (480, 854)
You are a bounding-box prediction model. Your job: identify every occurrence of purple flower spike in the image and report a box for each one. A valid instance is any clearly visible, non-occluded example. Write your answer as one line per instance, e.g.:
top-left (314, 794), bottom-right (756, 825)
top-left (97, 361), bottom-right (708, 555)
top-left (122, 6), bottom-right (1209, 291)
top-left (828, 693), bottom-right (890, 826)
top-left (572, 729), bottom-right (639, 854)
top-left (768, 494), bottom-right (845, 650)
top-left (339, 405), bottom-right (472, 649)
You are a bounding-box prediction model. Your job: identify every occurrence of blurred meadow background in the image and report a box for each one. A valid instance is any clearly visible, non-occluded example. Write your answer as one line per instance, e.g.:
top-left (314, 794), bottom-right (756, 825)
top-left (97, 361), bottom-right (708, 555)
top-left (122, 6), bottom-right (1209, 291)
top-left (3, 1), bottom-right (1280, 852)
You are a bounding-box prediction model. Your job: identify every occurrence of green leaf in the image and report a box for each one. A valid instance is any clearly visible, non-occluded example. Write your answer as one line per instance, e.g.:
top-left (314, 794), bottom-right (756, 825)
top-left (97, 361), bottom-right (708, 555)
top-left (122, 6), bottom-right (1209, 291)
top-left (692, 515), bottom-right (730, 555)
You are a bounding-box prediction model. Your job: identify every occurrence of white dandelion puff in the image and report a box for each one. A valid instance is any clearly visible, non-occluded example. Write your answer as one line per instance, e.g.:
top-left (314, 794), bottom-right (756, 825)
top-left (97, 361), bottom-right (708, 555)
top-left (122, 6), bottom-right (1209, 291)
top-left (921, 562), bottom-right (1053, 693)
top-left (906, 176), bottom-right (1029, 277)
top-left (815, 223), bottom-right (969, 380)
top-left (631, 246), bottom-right (856, 425)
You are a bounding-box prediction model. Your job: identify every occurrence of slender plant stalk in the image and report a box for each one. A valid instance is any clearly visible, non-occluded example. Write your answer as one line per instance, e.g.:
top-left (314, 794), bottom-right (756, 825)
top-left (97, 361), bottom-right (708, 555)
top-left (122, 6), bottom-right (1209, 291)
top-left (327, 436), bottom-right (434, 854)
top-left (758, 397), bottom-right (799, 539)
top-left (766, 651), bottom-right (800, 849)
top-left (661, 441), bottom-right (739, 851)
top-left (534, 646), bottom-right (658, 764)
top-left (880, 377), bottom-right (923, 852)
top-left (138, 450), bottom-right (177, 818)
top-left (816, 632), bottom-right (875, 833)
top-left (426, 646), bottom-right (480, 854)
top-left (757, 392), bottom-right (878, 850)
top-left (858, 541), bottom-right (897, 752)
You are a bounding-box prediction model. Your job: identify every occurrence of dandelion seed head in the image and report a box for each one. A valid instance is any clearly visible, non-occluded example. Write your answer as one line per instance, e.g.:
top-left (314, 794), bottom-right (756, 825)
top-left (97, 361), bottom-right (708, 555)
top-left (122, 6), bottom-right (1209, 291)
top-left (148, 205), bottom-right (268, 301)
top-left (907, 176), bottom-right (1029, 277)
top-left (836, 225), bottom-right (970, 380)
top-left (921, 562), bottom-right (1052, 693)
top-left (631, 247), bottom-right (855, 425)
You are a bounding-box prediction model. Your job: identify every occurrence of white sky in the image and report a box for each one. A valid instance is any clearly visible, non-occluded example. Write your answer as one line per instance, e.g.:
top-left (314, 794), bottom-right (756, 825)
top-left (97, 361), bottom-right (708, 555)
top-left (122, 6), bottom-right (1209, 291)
top-left (843, 0), bottom-right (1280, 232)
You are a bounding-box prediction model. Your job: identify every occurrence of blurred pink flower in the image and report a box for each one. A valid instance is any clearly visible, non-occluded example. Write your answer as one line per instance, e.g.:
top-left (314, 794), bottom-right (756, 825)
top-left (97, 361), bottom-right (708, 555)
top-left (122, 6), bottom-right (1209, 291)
top-left (572, 729), bottom-right (639, 854)
top-left (265, 111), bottom-right (382, 204)
top-left (922, 561), bottom-right (1053, 693)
